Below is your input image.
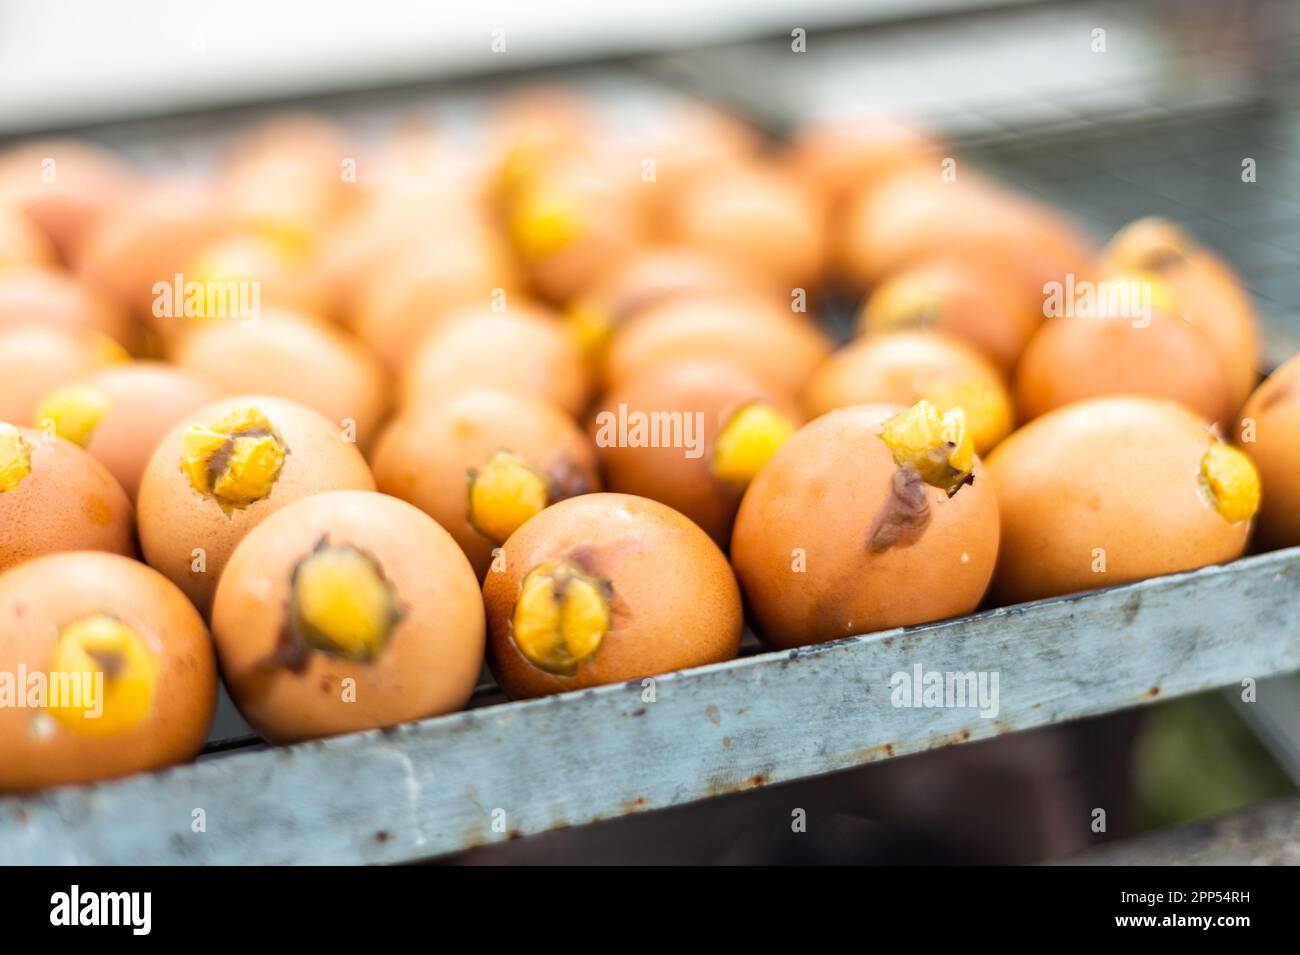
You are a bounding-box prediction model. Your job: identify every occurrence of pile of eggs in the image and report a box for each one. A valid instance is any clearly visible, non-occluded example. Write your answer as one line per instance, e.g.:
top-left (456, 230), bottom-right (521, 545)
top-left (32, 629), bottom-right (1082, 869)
top-left (0, 90), bottom-right (1297, 792)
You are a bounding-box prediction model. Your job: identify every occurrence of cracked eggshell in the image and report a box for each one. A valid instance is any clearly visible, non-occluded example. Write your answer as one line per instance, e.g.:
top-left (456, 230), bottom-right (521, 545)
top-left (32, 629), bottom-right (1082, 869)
top-left (483, 493), bottom-right (742, 699)
top-left (371, 388), bottom-right (601, 579)
top-left (212, 490), bottom-right (484, 744)
top-left (0, 552), bottom-right (216, 791)
top-left (590, 360), bottom-right (802, 546)
top-left (803, 330), bottom-right (1012, 454)
top-left (137, 395), bottom-right (375, 615)
top-left (730, 404), bottom-right (999, 649)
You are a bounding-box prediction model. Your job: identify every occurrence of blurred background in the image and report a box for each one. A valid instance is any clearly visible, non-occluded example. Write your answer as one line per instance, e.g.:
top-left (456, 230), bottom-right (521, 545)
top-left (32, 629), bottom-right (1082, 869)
top-left (2, 0), bottom-right (1298, 863)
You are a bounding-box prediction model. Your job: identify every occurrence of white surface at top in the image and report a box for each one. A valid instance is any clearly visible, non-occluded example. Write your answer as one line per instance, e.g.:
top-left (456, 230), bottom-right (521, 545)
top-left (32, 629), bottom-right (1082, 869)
top-left (0, 0), bottom-right (1026, 133)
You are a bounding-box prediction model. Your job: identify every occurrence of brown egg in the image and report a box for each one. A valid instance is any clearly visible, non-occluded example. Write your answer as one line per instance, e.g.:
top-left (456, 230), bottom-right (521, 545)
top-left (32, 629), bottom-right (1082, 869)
top-left (171, 310), bottom-right (386, 450)
top-left (627, 104), bottom-right (759, 225)
top-left (804, 331), bottom-right (1013, 454)
top-left (1101, 217), bottom-right (1260, 412)
top-left (320, 187), bottom-right (494, 322)
top-left (0, 207), bottom-right (55, 269)
top-left (591, 361), bottom-right (802, 545)
top-left (565, 245), bottom-right (780, 386)
top-left (857, 257), bottom-right (1042, 375)
top-left (0, 266), bottom-right (135, 347)
top-left (173, 231), bottom-right (327, 330)
top-left (483, 493), bottom-right (743, 699)
top-left (372, 388), bottom-right (600, 578)
top-left (667, 163), bottom-right (826, 292)
top-left (369, 122), bottom-right (492, 204)
top-left (489, 85), bottom-right (596, 200)
top-left (33, 361), bottom-right (224, 500)
top-left (1013, 279), bottom-right (1234, 425)
top-left (1237, 353), bottom-right (1300, 549)
top-left (221, 114), bottom-right (355, 239)
top-left (0, 324), bottom-right (127, 425)
top-left (986, 397), bottom-right (1258, 604)
top-left (506, 152), bottom-right (645, 303)
top-left (402, 306), bottom-right (588, 417)
top-left (137, 395), bottom-right (376, 614)
top-left (579, 245), bottom-right (777, 321)
top-left (0, 425), bottom-right (134, 573)
top-left (0, 552), bottom-right (216, 791)
top-left (311, 206), bottom-right (408, 321)
top-left (350, 227), bottom-right (522, 371)
top-left (0, 139), bottom-right (134, 262)
top-left (605, 291), bottom-right (831, 397)
top-left (787, 113), bottom-right (940, 210)
top-left (73, 182), bottom-right (227, 317)
top-left (731, 402), bottom-right (999, 648)
top-left (211, 491), bottom-right (484, 743)
top-left (838, 170), bottom-right (1092, 300)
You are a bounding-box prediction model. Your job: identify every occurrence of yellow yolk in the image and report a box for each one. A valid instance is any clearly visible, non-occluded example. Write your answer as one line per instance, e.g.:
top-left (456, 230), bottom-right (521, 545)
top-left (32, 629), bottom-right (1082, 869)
top-left (512, 560), bottom-right (611, 676)
top-left (0, 424), bottom-right (32, 492)
top-left (880, 400), bottom-right (975, 496)
top-left (47, 615), bottom-right (158, 737)
top-left (291, 543), bottom-right (402, 662)
top-left (468, 450), bottom-right (550, 544)
top-left (1200, 442), bottom-right (1261, 525)
top-left (35, 383), bottom-right (112, 448)
top-left (711, 402), bottom-right (797, 489)
top-left (180, 407), bottom-right (287, 511)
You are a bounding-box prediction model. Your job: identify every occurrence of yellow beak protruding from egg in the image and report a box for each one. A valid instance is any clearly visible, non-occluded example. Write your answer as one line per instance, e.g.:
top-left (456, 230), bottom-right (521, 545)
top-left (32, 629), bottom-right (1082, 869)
top-left (859, 282), bottom-right (943, 336)
top-left (880, 400), bottom-right (975, 497)
top-left (181, 407), bottom-right (287, 511)
top-left (564, 299), bottom-right (614, 377)
top-left (0, 423), bottom-right (32, 493)
top-left (496, 140), bottom-right (550, 203)
top-left (35, 383), bottom-right (112, 448)
top-left (1105, 216), bottom-right (1192, 272)
top-left (1200, 442), bottom-right (1261, 525)
top-left (48, 614), bottom-right (159, 737)
top-left (919, 377), bottom-right (1012, 455)
top-left (91, 333), bottom-right (129, 368)
top-left (512, 560), bottom-right (611, 676)
top-left (291, 542), bottom-right (402, 663)
top-left (510, 188), bottom-right (582, 262)
top-left (468, 450), bottom-right (550, 545)
top-left (711, 402), bottom-right (797, 490)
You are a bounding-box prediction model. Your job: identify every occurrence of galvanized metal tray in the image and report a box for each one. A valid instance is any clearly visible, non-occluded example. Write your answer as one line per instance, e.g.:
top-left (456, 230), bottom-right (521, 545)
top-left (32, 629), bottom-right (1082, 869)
top-left (2, 546), bottom-right (1297, 864)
